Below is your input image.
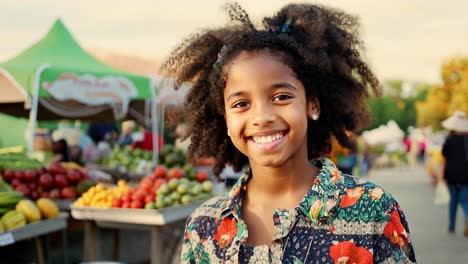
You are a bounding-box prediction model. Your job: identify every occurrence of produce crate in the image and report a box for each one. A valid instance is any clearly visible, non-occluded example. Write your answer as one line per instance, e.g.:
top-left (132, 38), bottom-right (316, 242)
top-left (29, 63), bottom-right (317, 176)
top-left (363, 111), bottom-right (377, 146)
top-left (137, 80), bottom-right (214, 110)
top-left (0, 213), bottom-right (68, 247)
top-left (70, 201), bottom-right (204, 226)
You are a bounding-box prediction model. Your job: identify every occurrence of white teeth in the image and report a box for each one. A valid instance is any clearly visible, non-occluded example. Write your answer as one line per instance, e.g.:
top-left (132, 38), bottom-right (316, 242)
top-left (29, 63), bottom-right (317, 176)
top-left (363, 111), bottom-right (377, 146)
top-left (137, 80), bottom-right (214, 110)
top-left (252, 133), bottom-right (283, 144)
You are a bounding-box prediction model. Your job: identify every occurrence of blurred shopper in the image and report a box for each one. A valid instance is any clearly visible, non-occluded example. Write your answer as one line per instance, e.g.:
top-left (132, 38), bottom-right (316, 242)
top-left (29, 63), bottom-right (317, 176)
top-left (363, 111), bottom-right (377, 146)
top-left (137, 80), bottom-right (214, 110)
top-left (336, 135), bottom-right (358, 175)
top-left (132, 125), bottom-right (164, 151)
top-left (118, 120), bottom-right (135, 146)
top-left (52, 139), bottom-right (70, 162)
top-left (439, 111), bottom-right (468, 236)
top-left (174, 122), bottom-right (191, 153)
top-left (87, 121), bottom-right (118, 144)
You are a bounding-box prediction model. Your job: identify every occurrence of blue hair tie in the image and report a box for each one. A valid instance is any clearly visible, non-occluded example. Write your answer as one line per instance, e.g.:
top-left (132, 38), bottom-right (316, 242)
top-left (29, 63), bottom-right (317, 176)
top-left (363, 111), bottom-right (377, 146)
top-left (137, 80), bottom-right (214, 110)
top-left (269, 18), bottom-right (292, 34)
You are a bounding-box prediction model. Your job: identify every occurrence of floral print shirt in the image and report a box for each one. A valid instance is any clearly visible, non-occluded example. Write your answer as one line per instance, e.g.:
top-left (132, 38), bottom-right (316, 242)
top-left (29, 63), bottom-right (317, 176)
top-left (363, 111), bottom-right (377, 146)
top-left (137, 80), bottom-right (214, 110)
top-left (181, 158), bottom-right (416, 263)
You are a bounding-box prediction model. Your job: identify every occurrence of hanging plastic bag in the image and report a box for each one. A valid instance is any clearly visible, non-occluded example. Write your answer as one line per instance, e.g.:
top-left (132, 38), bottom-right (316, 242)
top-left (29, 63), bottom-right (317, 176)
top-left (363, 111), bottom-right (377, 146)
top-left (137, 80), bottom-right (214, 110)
top-left (434, 182), bottom-right (450, 205)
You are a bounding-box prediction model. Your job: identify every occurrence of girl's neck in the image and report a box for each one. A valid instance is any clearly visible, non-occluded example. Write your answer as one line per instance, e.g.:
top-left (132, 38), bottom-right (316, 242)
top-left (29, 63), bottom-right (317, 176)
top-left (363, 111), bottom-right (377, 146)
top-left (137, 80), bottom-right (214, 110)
top-left (246, 158), bottom-right (318, 205)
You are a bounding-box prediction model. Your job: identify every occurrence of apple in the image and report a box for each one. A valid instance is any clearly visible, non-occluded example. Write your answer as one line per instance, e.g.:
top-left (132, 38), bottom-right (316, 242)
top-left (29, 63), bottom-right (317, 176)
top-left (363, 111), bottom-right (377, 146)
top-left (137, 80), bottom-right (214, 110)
top-left (49, 162), bottom-right (66, 175)
top-left (167, 179), bottom-right (180, 190)
top-left (11, 178), bottom-right (22, 188)
top-left (54, 174), bottom-right (69, 189)
top-left (122, 202), bottom-right (131, 208)
top-left (202, 181), bottom-right (213, 193)
top-left (67, 169), bottom-right (82, 185)
top-left (37, 167), bottom-right (48, 175)
top-left (23, 170), bottom-right (37, 182)
top-left (14, 171), bottom-right (24, 181)
top-left (170, 191), bottom-right (181, 202)
top-left (2, 169), bottom-right (14, 181)
top-left (195, 171), bottom-right (209, 182)
top-left (168, 168), bottom-right (184, 179)
top-left (180, 194), bottom-right (193, 205)
top-left (144, 202), bottom-right (156, 209)
top-left (156, 184), bottom-right (170, 195)
top-left (61, 187), bottom-right (77, 199)
top-left (190, 183), bottom-right (203, 196)
top-left (30, 191), bottom-right (40, 200)
top-left (28, 182), bottom-right (38, 191)
top-left (41, 191), bottom-right (50, 198)
top-left (15, 184), bottom-right (30, 196)
top-left (38, 173), bottom-right (54, 189)
top-left (153, 165), bottom-right (166, 178)
top-left (177, 183), bottom-right (188, 195)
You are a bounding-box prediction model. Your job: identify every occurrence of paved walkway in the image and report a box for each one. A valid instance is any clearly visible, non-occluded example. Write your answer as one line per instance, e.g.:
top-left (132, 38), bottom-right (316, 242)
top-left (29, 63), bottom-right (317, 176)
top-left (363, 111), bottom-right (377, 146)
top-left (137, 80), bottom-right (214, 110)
top-left (367, 165), bottom-right (468, 263)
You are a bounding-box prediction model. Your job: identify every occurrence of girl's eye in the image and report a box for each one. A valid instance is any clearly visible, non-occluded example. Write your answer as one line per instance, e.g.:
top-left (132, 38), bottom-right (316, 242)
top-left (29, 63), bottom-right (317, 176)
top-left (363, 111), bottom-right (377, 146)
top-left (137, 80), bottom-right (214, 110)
top-left (273, 94), bottom-right (292, 101)
top-left (233, 101), bottom-right (250, 108)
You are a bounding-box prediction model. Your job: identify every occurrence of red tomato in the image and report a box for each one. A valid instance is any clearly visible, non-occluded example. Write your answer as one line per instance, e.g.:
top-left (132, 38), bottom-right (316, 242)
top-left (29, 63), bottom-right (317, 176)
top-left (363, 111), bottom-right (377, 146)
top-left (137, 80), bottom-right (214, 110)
top-left (152, 178), bottom-right (168, 192)
top-left (195, 170), bottom-right (209, 182)
top-left (122, 202), bottom-right (131, 208)
top-left (130, 200), bottom-right (143, 209)
top-left (121, 193), bottom-right (131, 203)
top-left (144, 194), bottom-right (155, 204)
top-left (153, 166), bottom-right (166, 178)
top-left (112, 198), bottom-right (123, 208)
top-left (140, 179), bottom-right (153, 192)
top-left (168, 168), bottom-right (184, 179)
top-left (132, 189), bottom-right (146, 202)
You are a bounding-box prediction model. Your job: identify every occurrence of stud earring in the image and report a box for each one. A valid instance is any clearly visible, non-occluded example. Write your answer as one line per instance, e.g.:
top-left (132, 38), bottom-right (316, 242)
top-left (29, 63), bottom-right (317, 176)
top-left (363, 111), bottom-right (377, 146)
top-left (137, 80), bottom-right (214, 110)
top-left (312, 113), bottom-right (319, 120)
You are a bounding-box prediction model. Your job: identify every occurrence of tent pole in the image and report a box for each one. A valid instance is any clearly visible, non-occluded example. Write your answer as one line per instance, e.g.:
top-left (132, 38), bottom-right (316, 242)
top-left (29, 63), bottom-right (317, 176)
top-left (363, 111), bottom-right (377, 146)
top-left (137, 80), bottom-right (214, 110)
top-left (28, 64), bottom-right (50, 157)
top-left (150, 77), bottom-right (159, 167)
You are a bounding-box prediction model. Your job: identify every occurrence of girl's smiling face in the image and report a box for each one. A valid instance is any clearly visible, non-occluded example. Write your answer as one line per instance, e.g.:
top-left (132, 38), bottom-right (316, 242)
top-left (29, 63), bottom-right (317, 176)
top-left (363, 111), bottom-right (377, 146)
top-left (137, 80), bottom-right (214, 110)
top-left (223, 50), bottom-right (317, 168)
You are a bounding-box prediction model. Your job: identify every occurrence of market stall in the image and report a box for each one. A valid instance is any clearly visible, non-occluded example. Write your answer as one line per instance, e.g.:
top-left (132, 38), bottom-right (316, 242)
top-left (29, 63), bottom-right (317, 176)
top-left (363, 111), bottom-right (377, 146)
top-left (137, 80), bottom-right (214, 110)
top-left (71, 203), bottom-right (201, 264)
top-left (0, 213), bottom-right (68, 264)
top-left (0, 19), bottom-right (158, 162)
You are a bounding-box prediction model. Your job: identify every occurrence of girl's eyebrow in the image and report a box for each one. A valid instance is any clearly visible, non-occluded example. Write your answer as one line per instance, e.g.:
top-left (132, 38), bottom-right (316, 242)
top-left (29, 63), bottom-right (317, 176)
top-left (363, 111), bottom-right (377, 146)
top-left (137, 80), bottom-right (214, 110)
top-left (226, 91), bottom-right (246, 103)
top-left (271, 82), bottom-right (297, 91)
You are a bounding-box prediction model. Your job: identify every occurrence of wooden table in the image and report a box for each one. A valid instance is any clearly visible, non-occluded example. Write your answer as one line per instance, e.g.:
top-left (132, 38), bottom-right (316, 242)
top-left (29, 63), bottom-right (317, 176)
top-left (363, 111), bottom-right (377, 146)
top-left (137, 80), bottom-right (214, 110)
top-left (0, 213), bottom-right (69, 264)
top-left (71, 202), bottom-right (202, 264)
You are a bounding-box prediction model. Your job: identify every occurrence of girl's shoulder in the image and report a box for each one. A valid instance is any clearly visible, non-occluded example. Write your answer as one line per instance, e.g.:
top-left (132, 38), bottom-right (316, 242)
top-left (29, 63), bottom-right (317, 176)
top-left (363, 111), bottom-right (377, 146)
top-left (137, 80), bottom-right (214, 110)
top-left (333, 173), bottom-right (401, 222)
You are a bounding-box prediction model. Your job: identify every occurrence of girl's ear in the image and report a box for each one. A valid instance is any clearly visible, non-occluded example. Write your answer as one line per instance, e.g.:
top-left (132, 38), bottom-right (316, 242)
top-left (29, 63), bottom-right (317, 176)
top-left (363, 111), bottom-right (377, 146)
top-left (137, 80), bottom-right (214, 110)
top-left (307, 97), bottom-right (320, 120)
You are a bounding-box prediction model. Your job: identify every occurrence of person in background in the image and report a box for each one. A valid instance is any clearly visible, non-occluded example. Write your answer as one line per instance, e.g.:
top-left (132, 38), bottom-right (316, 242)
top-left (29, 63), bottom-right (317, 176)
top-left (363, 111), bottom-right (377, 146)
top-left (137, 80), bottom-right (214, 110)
top-left (132, 125), bottom-right (164, 151)
top-left (174, 123), bottom-right (191, 153)
top-left (87, 121), bottom-right (118, 144)
top-left (52, 139), bottom-right (69, 163)
top-left (438, 110), bottom-right (468, 236)
top-left (118, 120), bottom-right (135, 146)
top-left (336, 134), bottom-right (358, 175)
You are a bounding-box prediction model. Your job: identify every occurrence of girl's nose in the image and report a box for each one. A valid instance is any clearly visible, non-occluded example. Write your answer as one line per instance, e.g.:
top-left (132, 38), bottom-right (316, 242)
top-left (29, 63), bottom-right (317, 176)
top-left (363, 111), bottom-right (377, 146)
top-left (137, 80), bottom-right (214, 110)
top-left (251, 103), bottom-right (276, 126)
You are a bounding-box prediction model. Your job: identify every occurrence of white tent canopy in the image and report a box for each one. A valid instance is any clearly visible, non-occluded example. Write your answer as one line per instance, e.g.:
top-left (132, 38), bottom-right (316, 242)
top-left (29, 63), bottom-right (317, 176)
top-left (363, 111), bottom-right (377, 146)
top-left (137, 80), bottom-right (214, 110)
top-left (362, 120), bottom-right (404, 146)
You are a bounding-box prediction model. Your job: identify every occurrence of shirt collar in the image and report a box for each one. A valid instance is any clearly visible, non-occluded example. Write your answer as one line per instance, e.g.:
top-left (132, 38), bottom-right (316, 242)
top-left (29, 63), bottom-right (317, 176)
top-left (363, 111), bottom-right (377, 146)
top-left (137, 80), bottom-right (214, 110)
top-left (219, 157), bottom-right (342, 225)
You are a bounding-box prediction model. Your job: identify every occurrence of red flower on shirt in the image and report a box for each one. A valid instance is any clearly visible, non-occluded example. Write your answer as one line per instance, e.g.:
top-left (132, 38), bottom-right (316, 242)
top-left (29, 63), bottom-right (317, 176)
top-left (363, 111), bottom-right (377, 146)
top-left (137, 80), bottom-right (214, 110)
top-left (339, 186), bottom-right (365, 208)
top-left (383, 211), bottom-right (409, 247)
top-left (329, 240), bottom-right (373, 264)
top-left (214, 217), bottom-right (238, 248)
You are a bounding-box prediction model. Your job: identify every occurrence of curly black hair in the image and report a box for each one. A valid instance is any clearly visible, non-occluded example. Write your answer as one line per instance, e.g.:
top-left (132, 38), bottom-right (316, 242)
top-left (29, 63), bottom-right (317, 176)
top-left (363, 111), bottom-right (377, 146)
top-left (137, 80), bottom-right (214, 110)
top-left (163, 2), bottom-right (381, 178)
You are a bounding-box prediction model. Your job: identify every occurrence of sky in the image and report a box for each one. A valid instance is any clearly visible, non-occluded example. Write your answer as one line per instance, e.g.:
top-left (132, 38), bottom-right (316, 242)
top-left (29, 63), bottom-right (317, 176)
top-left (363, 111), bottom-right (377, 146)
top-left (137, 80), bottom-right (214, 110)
top-left (1, 0), bottom-right (468, 83)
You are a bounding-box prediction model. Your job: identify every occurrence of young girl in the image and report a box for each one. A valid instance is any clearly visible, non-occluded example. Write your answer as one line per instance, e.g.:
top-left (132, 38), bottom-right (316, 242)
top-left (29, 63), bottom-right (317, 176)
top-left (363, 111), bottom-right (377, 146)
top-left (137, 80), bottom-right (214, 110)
top-left (164, 3), bottom-right (416, 263)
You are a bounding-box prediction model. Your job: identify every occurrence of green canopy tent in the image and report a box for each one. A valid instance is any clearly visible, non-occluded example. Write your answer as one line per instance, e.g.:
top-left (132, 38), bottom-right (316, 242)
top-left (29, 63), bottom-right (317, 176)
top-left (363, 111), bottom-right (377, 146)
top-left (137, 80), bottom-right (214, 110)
top-left (0, 19), bottom-right (159, 160)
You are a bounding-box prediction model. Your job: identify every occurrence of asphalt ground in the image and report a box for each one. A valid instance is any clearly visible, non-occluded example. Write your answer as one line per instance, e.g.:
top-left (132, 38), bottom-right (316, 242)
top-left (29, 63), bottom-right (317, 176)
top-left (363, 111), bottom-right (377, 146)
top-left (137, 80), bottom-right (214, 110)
top-left (367, 164), bottom-right (468, 263)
